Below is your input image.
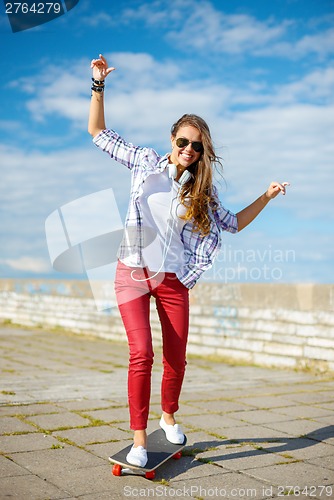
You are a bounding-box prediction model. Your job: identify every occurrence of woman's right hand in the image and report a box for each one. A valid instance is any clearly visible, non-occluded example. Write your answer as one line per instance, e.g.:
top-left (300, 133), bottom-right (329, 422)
top-left (90, 54), bottom-right (115, 81)
top-left (88, 54), bottom-right (114, 136)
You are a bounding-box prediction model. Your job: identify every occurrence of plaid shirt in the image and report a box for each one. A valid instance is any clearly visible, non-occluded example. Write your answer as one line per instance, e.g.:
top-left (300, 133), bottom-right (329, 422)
top-left (93, 129), bottom-right (238, 289)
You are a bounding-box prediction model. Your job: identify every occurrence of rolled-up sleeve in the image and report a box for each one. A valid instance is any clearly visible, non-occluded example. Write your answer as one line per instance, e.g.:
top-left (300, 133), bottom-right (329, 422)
top-left (213, 203), bottom-right (238, 233)
top-left (211, 186), bottom-right (238, 233)
top-left (93, 129), bottom-right (145, 170)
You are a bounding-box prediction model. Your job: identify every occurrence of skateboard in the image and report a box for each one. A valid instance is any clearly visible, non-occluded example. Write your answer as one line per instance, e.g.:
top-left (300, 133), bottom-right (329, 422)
top-left (109, 428), bottom-right (187, 479)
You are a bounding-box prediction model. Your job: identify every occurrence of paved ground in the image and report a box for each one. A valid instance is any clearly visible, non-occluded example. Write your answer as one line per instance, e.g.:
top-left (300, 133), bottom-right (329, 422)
top-left (0, 325), bottom-right (333, 500)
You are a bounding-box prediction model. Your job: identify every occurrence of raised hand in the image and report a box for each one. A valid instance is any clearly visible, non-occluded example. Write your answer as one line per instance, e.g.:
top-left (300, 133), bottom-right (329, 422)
top-left (90, 54), bottom-right (115, 81)
top-left (265, 181), bottom-right (290, 199)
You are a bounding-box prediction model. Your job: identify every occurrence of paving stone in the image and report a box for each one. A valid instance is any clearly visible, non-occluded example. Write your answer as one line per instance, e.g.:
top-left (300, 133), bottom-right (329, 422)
top-left (82, 406), bottom-right (129, 423)
top-left (307, 455), bottom-right (334, 471)
top-left (181, 390), bottom-right (228, 401)
top-left (303, 425), bottom-right (334, 450)
top-left (183, 429), bottom-right (226, 451)
top-left (172, 402), bottom-right (205, 416)
top-left (0, 474), bottom-right (69, 499)
top-left (198, 443), bottom-right (292, 471)
top-left (253, 437), bottom-right (334, 461)
top-left (184, 399), bottom-right (251, 413)
top-left (171, 470), bottom-right (267, 499)
top-left (263, 419), bottom-right (332, 438)
top-left (236, 395), bottom-right (299, 409)
top-left (247, 461), bottom-right (333, 488)
top-left (227, 409), bottom-right (293, 425)
top-left (35, 464), bottom-right (113, 497)
top-left (7, 446), bottom-right (104, 474)
top-left (271, 383), bottom-right (334, 394)
top-left (0, 454), bottom-right (30, 477)
top-left (55, 399), bottom-right (119, 411)
top-left (273, 404), bottom-right (334, 419)
top-left (218, 423), bottom-right (290, 441)
top-left (86, 440), bottom-right (132, 460)
top-left (0, 415), bottom-right (37, 434)
top-left (0, 403), bottom-right (62, 416)
top-left (53, 424), bottom-right (130, 446)
top-left (183, 413), bottom-right (245, 434)
top-left (78, 492), bottom-right (130, 500)
top-left (26, 411), bottom-right (89, 430)
top-left (282, 392), bottom-right (334, 405)
top-left (0, 432), bottom-right (61, 453)
top-left (311, 415), bottom-right (334, 426)
top-left (168, 458), bottom-right (231, 486)
top-left (315, 402), bottom-right (334, 411)
top-left (109, 474), bottom-right (197, 499)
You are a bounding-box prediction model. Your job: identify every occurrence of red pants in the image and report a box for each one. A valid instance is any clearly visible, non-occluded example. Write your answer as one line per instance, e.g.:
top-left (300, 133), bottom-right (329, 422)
top-left (114, 261), bottom-right (189, 430)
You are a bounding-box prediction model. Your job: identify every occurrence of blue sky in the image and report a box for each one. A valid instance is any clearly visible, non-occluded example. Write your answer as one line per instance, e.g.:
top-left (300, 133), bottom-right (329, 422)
top-left (0, 0), bottom-right (333, 285)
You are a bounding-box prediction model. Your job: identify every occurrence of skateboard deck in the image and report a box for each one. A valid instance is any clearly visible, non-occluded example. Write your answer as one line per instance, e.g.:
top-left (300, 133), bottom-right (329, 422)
top-left (109, 428), bottom-right (187, 479)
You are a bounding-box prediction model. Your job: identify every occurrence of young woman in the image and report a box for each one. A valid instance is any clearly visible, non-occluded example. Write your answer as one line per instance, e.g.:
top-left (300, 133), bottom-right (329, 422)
top-left (88, 54), bottom-right (289, 467)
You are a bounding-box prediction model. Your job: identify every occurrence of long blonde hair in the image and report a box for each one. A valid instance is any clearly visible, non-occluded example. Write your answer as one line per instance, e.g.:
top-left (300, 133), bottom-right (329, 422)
top-left (171, 114), bottom-right (222, 236)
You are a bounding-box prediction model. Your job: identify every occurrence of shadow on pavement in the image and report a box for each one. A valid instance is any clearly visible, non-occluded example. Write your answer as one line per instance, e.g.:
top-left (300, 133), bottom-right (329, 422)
top-left (156, 425), bottom-right (334, 479)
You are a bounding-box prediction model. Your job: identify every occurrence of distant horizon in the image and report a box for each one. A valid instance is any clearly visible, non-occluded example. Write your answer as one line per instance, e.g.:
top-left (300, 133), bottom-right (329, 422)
top-left (0, 272), bottom-right (331, 286)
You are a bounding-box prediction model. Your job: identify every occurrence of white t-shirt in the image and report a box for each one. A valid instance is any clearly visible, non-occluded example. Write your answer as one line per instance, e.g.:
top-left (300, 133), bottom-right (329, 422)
top-left (122, 169), bottom-right (187, 273)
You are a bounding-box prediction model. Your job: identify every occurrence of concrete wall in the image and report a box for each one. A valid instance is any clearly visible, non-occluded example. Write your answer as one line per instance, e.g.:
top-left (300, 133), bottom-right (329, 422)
top-left (1, 279), bottom-right (333, 372)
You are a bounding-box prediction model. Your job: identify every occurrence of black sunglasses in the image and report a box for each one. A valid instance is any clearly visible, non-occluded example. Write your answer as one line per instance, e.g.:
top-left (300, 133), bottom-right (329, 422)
top-left (176, 137), bottom-right (203, 153)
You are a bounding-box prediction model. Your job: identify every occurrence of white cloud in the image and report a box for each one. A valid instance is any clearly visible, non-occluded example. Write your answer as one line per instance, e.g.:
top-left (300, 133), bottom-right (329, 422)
top-left (10, 60), bottom-right (90, 125)
top-left (258, 27), bottom-right (334, 59)
top-left (217, 102), bottom-right (334, 215)
top-left (16, 51), bottom-right (334, 134)
top-left (1, 257), bottom-right (51, 273)
top-left (26, 95), bottom-right (88, 124)
top-left (80, 12), bottom-right (114, 27)
top-left (121, 0), bottom-right (170, 26)
top-left (108, 52), bottom-right (182, 90)
top-left (7, 54), bottom-right (334, 219)
top-left (115, 0), bottom-right (333, 60)
top-left (168, 7), bottom-right (290, 56)
top-left (273, 67), bottom-right (334, 104)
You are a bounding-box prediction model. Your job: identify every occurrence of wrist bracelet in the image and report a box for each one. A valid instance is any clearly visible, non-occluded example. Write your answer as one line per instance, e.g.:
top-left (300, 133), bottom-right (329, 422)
top-left (91, 84), bottom-right (105, 93)
top-left (91, 77), bottom-right (105, 86)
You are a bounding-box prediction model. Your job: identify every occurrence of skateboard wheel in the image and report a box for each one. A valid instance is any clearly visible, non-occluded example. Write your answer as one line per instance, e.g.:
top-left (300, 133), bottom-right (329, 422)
top-left (112, 464), bottom-right (122, 476)
top-left (145, 470), bottom-right (155, 480)
top-left (172, 452), bottom-right (182, 460)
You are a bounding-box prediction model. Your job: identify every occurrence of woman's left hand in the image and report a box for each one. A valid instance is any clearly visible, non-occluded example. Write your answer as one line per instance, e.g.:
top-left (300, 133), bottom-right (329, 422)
top-left (265, 181), bottom-right (290, 200)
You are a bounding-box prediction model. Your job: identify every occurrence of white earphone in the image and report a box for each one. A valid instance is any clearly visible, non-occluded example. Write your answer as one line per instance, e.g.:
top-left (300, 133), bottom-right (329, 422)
top-left (168, 164), bottom-right (192, 185)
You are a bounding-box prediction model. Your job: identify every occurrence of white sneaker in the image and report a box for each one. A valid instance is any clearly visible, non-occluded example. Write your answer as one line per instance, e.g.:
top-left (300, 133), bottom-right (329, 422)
top-left (159, 415), bottom-right (185, 444)
top-left (126, 445), bottom-right (148, 467)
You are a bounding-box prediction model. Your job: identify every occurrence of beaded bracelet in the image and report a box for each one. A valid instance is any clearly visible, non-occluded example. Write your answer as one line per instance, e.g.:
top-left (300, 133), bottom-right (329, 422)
top-left (91, 84), bottom-right (105, 93)
top-left (91, 77), bottom-right (105, 86)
